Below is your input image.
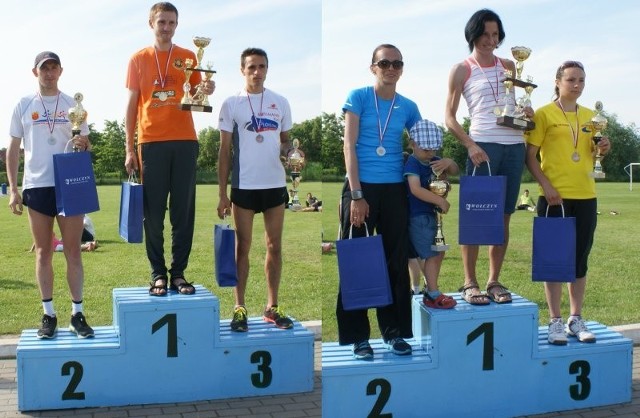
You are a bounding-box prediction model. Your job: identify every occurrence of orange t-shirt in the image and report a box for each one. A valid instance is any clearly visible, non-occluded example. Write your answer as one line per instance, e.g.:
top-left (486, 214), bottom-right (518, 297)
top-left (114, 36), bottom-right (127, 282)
top-left (126, 45), bottom-right (201, 143)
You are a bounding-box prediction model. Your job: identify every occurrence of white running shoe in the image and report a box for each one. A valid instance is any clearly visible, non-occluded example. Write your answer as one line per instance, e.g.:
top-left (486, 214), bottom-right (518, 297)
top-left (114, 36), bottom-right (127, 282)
top-left (566, 317), bottom-right (596, 343)
top-left (547, 318), bottom-right (568, 345)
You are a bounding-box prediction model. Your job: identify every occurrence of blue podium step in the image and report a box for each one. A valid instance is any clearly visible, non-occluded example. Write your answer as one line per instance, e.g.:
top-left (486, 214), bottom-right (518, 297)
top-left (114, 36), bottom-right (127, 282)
top-left (17, 286), bottom-right (314, 411)
top-left (321, 293), bottom-right (632, 418)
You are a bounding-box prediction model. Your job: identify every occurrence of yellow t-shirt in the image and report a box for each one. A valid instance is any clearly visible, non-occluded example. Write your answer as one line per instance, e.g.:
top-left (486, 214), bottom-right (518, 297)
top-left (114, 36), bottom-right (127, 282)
top-left (525, 102), bottom-right (597, 199)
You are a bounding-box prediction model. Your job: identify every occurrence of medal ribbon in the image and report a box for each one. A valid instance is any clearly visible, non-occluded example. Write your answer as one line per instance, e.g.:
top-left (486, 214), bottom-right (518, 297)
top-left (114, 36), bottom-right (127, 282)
top-left (470, 56), bottom-right (500, 104)
top-left (247, 90), bottom-right (264, 132)
top-left (557, 100), bottom-right (580, 152)
top-left (373, 89), bottom-right (396, 150)
top-left (153, 44), bottom-right (174, 89)
top-left (37, 92), bottom-right (60, 136)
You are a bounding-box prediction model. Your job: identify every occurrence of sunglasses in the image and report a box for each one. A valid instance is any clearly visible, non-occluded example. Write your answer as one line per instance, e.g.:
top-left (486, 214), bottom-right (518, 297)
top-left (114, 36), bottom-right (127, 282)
top-left (559, 60), bottom-right (584, 70)
top-left (373, 59), bottom-right (404, 70)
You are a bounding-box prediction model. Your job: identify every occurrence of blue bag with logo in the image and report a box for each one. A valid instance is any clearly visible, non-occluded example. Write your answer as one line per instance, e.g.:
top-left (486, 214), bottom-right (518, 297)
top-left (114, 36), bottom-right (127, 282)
top-left (53, 149), bottom-right (99, 217)
top-left (458, 163), bottom-right (506, 245)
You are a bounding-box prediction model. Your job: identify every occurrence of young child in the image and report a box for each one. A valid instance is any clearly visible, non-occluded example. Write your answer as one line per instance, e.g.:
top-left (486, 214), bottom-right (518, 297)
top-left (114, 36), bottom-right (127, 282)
top-left (404, 119), bottom-right (459, 309)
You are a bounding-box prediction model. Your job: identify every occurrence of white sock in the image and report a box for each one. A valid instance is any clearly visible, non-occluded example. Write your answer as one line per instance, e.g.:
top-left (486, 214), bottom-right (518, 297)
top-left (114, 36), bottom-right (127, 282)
top-left (412, 286), bottom-right (421, 294)
top-left (42, 300), bottom-right (55, 317)
top-left (72, 300), bottom-right (83, 315)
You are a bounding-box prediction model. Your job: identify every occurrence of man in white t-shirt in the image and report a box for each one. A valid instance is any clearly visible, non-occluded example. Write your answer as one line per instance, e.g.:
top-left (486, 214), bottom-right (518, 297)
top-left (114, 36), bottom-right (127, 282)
top-left (217, 47), bottom-right (293, 332)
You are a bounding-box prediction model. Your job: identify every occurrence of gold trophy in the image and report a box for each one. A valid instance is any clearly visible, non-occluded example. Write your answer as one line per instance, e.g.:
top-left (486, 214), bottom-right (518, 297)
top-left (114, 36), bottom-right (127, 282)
top-left (180, 36), bottom-right (216, 113)
top-left (286, 139), bottom-right (306, 211)
top-left (68, 93), bottom-right (87, 151)
top-left (428, 172), bottom-right (451, 252)
top-left (590, 101), bottom-right (608, 179)
top-left (496, 47), bottom-right (537, 131)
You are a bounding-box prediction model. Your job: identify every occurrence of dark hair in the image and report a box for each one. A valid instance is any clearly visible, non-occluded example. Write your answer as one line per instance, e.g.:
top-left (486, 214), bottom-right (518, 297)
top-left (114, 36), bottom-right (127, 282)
top-left (371, 44), bottom-right (402, 64)
top-left (241, 48), bottom-right (269, 68)
top-left (553, 61), bottom-right (585, 100)
top-left (149, 2), bottom-right (178, 20)
top-left (464, 9), bottom-right (505, 53)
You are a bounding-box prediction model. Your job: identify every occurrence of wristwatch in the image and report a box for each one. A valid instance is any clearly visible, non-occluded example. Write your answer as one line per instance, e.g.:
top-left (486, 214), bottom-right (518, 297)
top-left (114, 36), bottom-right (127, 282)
top-left (350, 189), bottom-right (364, 200)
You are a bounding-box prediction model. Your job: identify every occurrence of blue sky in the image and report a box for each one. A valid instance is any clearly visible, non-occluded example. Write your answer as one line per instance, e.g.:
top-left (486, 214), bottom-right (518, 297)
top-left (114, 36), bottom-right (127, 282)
top-left (323, 0), bottom-right (640, 128)
top-left (3, 0), bottom-right (321, 134)
top-left (4, 0), bottom-right (638, 141)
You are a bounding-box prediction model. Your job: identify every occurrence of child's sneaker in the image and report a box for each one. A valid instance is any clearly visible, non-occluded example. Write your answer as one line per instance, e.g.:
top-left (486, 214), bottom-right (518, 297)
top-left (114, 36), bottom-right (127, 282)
top-left (384, 337), bottom-right (412, 356)
top-left (547, 318), bottom-right (567, 345)
top-left (423, 292), bottom-right (457, 309)
top-left (230, 306), bottom-right (248, 332)
top-left (353, 340), bottom-right (374, 360)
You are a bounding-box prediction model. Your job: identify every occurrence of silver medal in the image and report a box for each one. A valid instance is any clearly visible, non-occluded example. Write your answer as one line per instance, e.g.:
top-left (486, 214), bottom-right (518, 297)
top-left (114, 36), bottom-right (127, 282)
top-left (376, 146), bottom-right (386, 156)
top-left (47, 136), bottom-right (56, 145)
top-left (256, 134), bottom-right (264, 143)
top-left (158, 92), bottom-right (168, 102)
top-left (572, 151), bottom-right (580, 162)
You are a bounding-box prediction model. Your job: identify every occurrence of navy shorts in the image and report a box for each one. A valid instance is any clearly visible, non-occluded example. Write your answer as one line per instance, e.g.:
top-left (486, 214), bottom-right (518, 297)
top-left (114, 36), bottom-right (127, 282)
top-left (231, 187), bottom-right (288, 213)
top-left (466, 142), bottom-right (525, 215)
top-left (408, 213), bottom-right (439, 259)
top-left (22, 187), bottom-right (57, 217)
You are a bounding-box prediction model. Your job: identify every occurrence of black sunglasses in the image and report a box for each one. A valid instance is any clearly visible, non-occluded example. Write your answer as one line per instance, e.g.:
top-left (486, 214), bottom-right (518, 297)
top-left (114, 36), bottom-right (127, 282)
top-left (559, 60), bottom-right (584, 70)
top-left (373, 59), bottom-right (404, 70)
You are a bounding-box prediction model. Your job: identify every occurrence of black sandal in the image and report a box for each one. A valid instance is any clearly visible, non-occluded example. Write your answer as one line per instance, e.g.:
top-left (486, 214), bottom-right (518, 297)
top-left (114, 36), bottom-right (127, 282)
top-left (169, 277), bottom-right (196, 295)
top-left (149, 276), bottom-right (168, 297)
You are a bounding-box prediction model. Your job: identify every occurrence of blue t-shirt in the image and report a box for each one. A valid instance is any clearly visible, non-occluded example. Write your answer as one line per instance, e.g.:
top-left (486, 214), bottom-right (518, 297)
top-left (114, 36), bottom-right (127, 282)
top-left (404, 154), bottom-right (440, 217)
top-left (343, 86), bottom-right (421, 183)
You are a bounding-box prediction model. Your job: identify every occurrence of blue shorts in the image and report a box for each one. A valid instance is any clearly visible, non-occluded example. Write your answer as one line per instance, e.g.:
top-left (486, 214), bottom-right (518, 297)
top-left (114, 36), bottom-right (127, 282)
top-left (466, 142), bottom-right (525, 215)
top-left (22, 187), bottom-right (57, 217)
top-left (408, 214), bottom-right (439, 260)
top-left (231, 187), bottom-right (288, 213)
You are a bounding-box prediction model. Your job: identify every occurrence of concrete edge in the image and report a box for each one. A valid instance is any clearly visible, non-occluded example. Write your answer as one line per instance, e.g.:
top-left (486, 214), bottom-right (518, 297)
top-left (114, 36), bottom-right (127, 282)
top-left (0, 320), bottom-right (323, 359)
top-left (1, 321), bottom-right (635, 359)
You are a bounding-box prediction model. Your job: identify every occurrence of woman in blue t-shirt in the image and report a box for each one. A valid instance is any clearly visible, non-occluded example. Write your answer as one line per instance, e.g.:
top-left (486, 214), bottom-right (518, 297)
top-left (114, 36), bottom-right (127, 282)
top-left (337, 43), bottom-right (421, 360)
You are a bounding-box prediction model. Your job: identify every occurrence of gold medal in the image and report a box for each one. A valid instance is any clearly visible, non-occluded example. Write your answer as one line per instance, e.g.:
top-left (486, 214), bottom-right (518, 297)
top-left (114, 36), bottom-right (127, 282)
top-left (158, 92), bottom-right (168, 102)
top-left (494, 106), bottom-right (503, 116)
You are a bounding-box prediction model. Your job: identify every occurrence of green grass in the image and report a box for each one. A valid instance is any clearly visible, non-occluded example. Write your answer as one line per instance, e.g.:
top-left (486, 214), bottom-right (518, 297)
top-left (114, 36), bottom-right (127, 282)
top-left (322, 181), bottom-right (640, 342)
top-left (0, 182), bottom-right (322, 335)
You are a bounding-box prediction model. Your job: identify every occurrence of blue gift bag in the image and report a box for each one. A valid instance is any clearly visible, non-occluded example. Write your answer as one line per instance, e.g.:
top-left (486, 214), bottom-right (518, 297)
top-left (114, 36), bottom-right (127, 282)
top-left (214, 221), bottom-right (238, 287)
top-left (532, 205), bottom-right (576, 282)
top-left (53, 150), bottom-right (99, 217)
top-left (119, 176), bottom-right (143, 243)
top-left (458, 163), bottom-right (506, 245)
top-left (337, 224), bottom-right (392, 311)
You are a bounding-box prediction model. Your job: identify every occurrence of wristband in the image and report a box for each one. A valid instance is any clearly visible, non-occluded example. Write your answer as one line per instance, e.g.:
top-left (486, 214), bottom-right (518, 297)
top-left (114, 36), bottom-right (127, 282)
top-left (350, 189), bottom-right (364, 200)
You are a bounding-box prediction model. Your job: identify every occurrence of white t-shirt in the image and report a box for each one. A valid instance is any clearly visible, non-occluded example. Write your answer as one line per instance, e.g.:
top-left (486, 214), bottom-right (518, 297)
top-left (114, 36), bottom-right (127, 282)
top-left (218, 88), bottom-right (292, 189)
top-left (9, 92), bottom-right (90, 190)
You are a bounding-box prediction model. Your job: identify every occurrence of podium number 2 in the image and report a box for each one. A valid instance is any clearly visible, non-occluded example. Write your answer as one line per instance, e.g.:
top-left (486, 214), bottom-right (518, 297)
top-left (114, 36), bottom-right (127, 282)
top-left (61, 361), bottom-right (85, 401)
top-left (366, 378), bottom-right (392, 418)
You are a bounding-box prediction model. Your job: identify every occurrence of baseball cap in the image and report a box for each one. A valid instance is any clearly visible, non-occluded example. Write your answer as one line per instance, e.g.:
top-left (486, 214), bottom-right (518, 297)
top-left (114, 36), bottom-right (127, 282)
top-left (34, 51), bottom-right (61, 69)
top-left (409, 119), bottom-right (442, 150)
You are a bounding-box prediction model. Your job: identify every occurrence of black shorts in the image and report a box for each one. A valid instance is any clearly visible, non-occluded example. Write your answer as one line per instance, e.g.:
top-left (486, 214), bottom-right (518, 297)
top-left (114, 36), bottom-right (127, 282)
top-left (22, 187), bottom-right (57, 217)
top-left (231, 187), bottom-right (288, 213)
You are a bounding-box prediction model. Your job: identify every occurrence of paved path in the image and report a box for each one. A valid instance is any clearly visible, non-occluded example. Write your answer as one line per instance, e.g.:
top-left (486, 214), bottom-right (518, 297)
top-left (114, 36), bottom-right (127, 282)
top-left (1, 325), bottom-right (638, 417)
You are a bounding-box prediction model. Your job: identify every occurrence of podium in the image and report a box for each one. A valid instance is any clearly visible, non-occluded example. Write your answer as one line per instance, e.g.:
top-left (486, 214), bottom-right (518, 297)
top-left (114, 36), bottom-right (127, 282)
top-left (322, 293), bottom-right (632, 417)
top-left (17, 286), bottom-right (314, 411)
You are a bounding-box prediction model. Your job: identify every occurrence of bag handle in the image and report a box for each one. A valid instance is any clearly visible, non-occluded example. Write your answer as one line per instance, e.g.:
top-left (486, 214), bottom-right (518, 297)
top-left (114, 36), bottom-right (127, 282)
top-left (471, 161), bottom-right (492, 176)
top-left (128, 171), bottom-right (139, 183)
top-left (348, 223), bottom-right (370, 239)
top-left (222, 212), bottom-right (234, 228)
top-left (545, 203), bottom-right (565, 218)
top-left (63, 139), bottom-right (78, 153)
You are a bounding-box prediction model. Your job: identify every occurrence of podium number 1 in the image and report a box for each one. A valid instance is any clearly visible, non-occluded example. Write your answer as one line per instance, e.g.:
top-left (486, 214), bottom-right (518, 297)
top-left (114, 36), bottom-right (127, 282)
top-left (152, 313), bottom-right (178, 357)
top-left (467, 322), bottom-right (494, 370)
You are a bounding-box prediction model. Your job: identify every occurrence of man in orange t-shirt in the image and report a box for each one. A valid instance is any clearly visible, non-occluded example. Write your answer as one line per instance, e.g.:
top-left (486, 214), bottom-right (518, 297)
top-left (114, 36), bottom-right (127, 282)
top-left (124, 2), bottom-right (215, 296)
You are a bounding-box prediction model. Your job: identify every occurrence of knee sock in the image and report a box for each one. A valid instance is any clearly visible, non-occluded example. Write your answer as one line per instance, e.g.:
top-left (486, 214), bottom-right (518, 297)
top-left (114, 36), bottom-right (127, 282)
top-left (42, 299), bottom-right (55, 317)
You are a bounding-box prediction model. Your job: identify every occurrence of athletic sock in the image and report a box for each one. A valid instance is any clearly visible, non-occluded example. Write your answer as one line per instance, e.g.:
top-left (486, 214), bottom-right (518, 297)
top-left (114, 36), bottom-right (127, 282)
top-left (72, 300), bottom-right (83, 315)
top-left (42, 299), bottom-right (55, 317)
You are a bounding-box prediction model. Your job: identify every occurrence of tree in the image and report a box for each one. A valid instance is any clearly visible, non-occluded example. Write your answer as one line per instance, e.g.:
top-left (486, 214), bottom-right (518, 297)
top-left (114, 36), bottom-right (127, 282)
top-left (92, 120), bottom-right (127, 180)
top-left (197, 126), bottom-right (220, 172)
top-left (321, 112), bottom-right (345, 178)
top-left (442, 117), bottom-right (470, 175)
top-left (599, 114), bottom-right (639, 182)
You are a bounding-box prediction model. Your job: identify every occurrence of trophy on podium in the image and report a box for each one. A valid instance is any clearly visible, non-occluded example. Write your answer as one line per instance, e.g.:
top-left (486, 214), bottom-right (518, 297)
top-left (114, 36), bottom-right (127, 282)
top-left (180, 36), bottom-right (216, 113)
top-left (496, 46), bottom-right (537, 131)
top-left (590, 101), bottom-right (608, 179)
top-left (68, 93), bottom-right (87, 151)
top-left (428, 172), bottom-right (451, 252)
top-left (286, 139), bottom-right (306, 211)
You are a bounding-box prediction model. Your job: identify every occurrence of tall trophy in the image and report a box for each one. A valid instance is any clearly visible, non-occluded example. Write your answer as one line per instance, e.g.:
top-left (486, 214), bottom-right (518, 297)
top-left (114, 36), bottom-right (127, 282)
top-left (68, 93), bottom-right (87, 151)
top-left (590, 101), bottom-right (608, 179)
top-left (286, 139), bottom-right (306, 211)
top-left (496, 46), bottom-right (537, 131)
top-left (180, 36), bottom-right (216, 113)
top-left (428, 172), bottom-right (451, 252)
